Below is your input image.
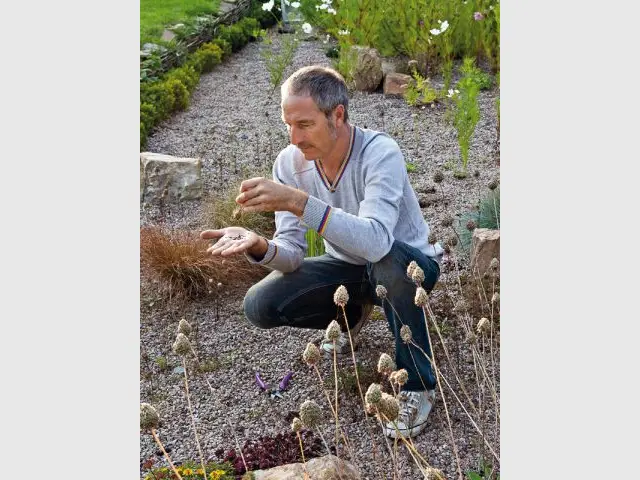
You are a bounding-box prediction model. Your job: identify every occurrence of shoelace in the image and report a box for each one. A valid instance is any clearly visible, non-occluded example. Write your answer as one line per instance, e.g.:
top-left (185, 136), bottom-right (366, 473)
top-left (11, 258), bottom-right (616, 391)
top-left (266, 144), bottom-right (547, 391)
top-left (398, 391), bottom-right (422, 424)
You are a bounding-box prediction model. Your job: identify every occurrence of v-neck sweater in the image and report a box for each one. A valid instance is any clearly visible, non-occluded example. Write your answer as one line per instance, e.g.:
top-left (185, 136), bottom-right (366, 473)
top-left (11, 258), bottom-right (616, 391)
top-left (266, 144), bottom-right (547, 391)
top-left (247, 126), bottom-right (444, 272)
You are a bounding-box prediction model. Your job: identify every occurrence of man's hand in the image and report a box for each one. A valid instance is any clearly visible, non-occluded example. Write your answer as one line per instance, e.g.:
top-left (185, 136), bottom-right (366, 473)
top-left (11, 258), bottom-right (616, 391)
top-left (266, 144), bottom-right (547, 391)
top-left (200, 227), bottom-right (267, 258)
top-left (236, 177), bottom-right (309, 216)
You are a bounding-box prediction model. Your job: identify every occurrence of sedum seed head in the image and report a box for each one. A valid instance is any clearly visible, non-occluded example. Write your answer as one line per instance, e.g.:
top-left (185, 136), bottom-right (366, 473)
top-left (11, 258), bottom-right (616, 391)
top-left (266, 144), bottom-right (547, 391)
top-left (299, 400), bottom-right (323, 429)
top-left (365, 383), bottom-right (382, 405)
top-left (302, 342), bottom-right (321, 366)
top-left (325, 320), bottom-right (342, 342)
top-left (441, 214), bottom-right (454, 228)
top-left (140, 403), bottom-right (160, 431)
top-left (377, 353), bottom-right (396, 375)
top-left (445, 235), bottom-right (458, 248)
top-left (406, 260), bottom-right (418, 279)
top-left (410, 264), bottom-right (425, 284)
top-left (394, 369), bottom-right (409, 386)
top-left (477, 317), bottom-right (490, 334)
top-left (466, 219), bottom-right (477, 231)
top-left (333, 285), bottom-right (349, 307)
top-left (172, 332), bottom-right (192, 356)
top-left (291, 417), bottom-right (303, 433)
top-left (177, 318), bottom-right (192, 337)
top-left (378, 393), bottom-right (400, 421)
top-left (375, 284), bottom-right (388, 299)
top-left (433, 171), bottom-right (444, 183)
top-left (400, 325), bottom-right (413, 343)
top-left (415, 287), bottom-right (428, 306)
top-left (428, 231), bottom-right (437, 245)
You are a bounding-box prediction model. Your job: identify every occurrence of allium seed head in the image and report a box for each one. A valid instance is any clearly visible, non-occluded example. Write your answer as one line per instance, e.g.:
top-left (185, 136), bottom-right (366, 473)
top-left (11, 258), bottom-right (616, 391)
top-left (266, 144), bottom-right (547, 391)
top-left (302, 342), bottom-right (321, 366)
top-left (365, 383), bottom-right (382, 404)
top-left (325, 320), bottom-right (342, 342)
top-left (379, 393), bottom-right (400, 421)
top-left (488, 178), bottom-right (499, 190)
top-left (490, 257), bottom-right (499, 271)
top-left (395, 369), bottom-right (409, 386)
top-left (477, 317), bottom-right (490, 334)
top-left (291, 417), bottom-right (303, 433)
top-left (415, 287), bottom-right (428, 306)
top-left (140, 403), bottom-right (160, 430)
top-left (333, 285), bottom-right (349, 307)
top-left (428, 232), bottom-right (437, 245)
top-left (377, 353), bottom-right (396, 375)
top-left (441, 215), bottom-right (454, 228)
top-left (177, 318), bottom-right (192, 337)
top-left (400, 325), bottom-right (413, 343)
top-left (172, 332), bottom-right (192, 356)
top-left (433, 171), bottom-right (444, 183)
top-left (411, 264), bottom-right (425, 284)
top-left (446, 235), bottom-right (458, 247)
top-left (299, 400), bottom-right (323, 429)
top-left (492, 292), bottom-right (500, 303)
top-left (375, 284), bottom-right (388, 299)
top-left (406, 260), bottom-right (418, 279)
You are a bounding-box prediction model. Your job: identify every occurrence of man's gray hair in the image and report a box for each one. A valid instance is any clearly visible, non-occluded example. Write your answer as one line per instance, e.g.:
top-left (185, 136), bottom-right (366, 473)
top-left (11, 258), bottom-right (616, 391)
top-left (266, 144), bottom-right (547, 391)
top-left (282, 66), bottom-right (349, 122)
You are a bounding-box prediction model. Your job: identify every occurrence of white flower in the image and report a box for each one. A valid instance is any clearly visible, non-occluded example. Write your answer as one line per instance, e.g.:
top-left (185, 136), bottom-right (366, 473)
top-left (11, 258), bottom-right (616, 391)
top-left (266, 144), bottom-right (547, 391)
top-left (430, 28), bottom-right (440, 35)
top-left (438, 19), bottom-right (442, 24)
top-left (327, 7), bottom-right (336, 14)
top-left (490, 5), bottom-right (494, 9)
top-left (447, 89), bottom-right (454, 98)
top-left (440, 20), bottom-right (449, 32)
top-left (291, 1), bottom-right (300, 7)
top-left (301, 22), bottom-right (312, 33)
top-left (322, 0), bottom-right (332, 4)
top-left (338, 29), bottom-right (349, 35)
top-left (323, 34), bottom-right (330, 43)
top-left (284, 0), bottom-right (290, 5)
top-left (455, 89), bottom-right (460, 94)
top-left (262, 0), bottom-right (274, 11)
top-left (318, 3), bottom-right (329, 9)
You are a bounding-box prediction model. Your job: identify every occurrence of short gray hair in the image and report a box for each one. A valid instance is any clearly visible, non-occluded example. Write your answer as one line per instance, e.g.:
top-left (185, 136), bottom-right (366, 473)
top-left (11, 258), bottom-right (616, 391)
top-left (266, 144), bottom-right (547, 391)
top-left (281, 66), bottom-right (349, 122)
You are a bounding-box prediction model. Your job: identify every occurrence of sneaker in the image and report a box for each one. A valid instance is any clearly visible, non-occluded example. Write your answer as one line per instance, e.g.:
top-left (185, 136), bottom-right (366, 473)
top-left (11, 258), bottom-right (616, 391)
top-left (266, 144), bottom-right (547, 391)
top-left (320, 303), bottom-right (373, 357)
top-left (383, 389), bottom-right (436, 439)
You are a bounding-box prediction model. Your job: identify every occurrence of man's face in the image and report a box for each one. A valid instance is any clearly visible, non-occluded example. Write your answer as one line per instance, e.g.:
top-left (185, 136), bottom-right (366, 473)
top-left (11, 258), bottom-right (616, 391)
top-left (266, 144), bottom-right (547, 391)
top-left (281, 94), bottom-right (341, 160)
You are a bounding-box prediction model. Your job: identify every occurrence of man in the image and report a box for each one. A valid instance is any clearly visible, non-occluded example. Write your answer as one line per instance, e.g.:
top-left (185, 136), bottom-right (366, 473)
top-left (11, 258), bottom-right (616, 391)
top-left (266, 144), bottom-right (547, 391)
top-left (201, 65), bottom-right (443, 439)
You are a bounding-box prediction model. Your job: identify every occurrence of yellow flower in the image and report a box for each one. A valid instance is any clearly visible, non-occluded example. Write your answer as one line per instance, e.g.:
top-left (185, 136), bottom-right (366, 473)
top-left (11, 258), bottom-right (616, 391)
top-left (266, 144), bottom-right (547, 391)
top-left (183, 468), bottom-right (193, 475)
top-left (196, 469), bottom-right (204, 475)
top-left (209, 470), bottom-right (226, 479)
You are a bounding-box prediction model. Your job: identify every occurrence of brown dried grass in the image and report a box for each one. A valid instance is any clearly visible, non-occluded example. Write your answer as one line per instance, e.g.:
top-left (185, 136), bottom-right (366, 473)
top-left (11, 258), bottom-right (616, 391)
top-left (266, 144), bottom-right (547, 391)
top-left (140, 226), bottom-right (269, 300)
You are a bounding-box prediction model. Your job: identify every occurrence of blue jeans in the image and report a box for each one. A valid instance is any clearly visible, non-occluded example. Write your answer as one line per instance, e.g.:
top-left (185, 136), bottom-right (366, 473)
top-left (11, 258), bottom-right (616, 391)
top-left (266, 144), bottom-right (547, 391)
top-left (243, 240), bottom-right (440, 391)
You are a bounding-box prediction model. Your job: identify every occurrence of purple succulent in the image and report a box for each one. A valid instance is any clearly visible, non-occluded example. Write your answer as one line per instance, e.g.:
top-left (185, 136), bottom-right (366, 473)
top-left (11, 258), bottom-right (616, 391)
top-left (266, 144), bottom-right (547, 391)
top-left (474, 11), bottom-right (484, 21)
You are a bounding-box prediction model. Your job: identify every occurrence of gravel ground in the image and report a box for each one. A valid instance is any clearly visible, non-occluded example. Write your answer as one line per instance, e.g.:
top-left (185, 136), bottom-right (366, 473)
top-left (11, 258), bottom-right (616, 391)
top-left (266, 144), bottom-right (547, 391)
top-left (141, 31), bottom-right (500, 480)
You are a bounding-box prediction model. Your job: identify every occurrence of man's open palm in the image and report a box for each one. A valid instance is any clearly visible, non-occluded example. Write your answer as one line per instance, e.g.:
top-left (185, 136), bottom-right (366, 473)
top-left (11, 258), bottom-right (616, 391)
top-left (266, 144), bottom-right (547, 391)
top-left (200, 227), bottom-right (261, 257)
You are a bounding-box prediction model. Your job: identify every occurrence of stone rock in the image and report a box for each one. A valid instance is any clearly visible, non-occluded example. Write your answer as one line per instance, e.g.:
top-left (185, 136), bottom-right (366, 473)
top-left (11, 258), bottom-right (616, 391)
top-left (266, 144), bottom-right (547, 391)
top-left (140, 152), bottom-right (203, 203)
top-left (349, 46), bottom-right (383, 92)
top-left (383, 72), bottom-right (413, 96)
top-left (418, 193), bottom-right (438, 208)
top-left (141, 43), bottom-right (168, 55)
top-left (381, 55), bottom-right (411, 76)
top-left (252, 455), bottom-right (361, 480)
top-left (219, 1), bottom-right (237, 14)
top-left (161, 29), bottom-right (176, 42)
top-left (470, 228), bottom-right (500, 276)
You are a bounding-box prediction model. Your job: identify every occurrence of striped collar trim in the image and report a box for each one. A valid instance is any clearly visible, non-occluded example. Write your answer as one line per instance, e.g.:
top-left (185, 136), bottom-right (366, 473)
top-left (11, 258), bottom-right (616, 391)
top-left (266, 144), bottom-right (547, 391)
top-left (314, 125), bottom-right (355, 193)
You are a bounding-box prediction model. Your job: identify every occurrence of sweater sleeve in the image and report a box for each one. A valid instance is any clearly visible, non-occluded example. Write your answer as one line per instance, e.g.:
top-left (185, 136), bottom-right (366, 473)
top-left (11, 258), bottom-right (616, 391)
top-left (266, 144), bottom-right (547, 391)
top-left (301, 135), bottom-right (403, 263)
top-left (245, 149), bottom-right (307, 272)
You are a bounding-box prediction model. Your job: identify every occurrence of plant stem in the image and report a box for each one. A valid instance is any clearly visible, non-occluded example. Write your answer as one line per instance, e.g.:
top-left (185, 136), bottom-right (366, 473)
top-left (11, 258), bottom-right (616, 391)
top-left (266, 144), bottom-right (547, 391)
top-left (182, 358), bottom-right (207, 480)
top-left (151, 429), bottom-right (183, 480)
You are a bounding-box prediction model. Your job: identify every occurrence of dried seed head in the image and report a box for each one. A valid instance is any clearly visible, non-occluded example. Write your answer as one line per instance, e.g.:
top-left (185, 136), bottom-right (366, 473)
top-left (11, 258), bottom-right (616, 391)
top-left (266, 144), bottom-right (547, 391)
top-left (291, 417), bottom-right (303, 433)
top-left (488, 178), bottom-right (499, 190)
top-left (428, 232), bottom-right (437, 245)
top-left (477, 317), bottom-right (491, 334)
top-left (466, 219), bottom-right (477, 231)
top-left (425, 466), bottom-right (446, 480)
top-left (441, 215), bottom-right (454, 228)
top-left (299, 400), bottom-right (323, 429)
top-left (394, 369), bottom-right (409, 386)
top-left (406, 260), bottom-right (418, 279)
top-left (414, 287), bottom-right (428, 306)
top-left (177, 318), bottom-right (192, 337)
top-left (375, 284), bottom-right (388, 299)
top-left (410, 264), bottom-right (425, 284)
top-left (302, 342), bottom-right (321, 366)
top-left (491, 292), bottom-right (500, 303)
top-left (140, 403), bottom-right (160, 431)
top-left (433, 171), bottom-right (444, 183)
top-left (378, 393), bottom-right (399, 421)
top-left (377, 353), bottom-right (396, 375)
top-left (325, 320), bottom-right (342, 342)
top-left (445, 235), bottom-right (458, 247)
top-left (444, 244), bottom-right (451, 254)
top-left (365, 383), bottom-right (382, 405)
top-left (333, 285), bottom-right (349, 307)
top-left (172, 333), bottom-right (192, 356)
top-left (400, 325), bottom-right (413, 343)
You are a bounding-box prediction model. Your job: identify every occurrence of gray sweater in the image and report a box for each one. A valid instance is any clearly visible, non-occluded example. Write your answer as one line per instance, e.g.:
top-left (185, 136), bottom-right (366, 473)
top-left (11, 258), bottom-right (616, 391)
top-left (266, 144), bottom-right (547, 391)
top-left (247, 126), bottom-right (444, 272)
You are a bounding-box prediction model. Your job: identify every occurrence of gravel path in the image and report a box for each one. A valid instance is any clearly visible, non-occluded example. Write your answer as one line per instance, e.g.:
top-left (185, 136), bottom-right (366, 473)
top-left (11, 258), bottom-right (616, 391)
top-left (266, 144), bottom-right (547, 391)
top-left (141, 31), bottom-right (500, 480)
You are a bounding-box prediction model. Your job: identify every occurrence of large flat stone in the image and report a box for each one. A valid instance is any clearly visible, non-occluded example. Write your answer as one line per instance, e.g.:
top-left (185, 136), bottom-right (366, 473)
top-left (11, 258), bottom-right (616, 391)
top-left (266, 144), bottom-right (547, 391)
top-left (140, 152), bottom-right (203, 203)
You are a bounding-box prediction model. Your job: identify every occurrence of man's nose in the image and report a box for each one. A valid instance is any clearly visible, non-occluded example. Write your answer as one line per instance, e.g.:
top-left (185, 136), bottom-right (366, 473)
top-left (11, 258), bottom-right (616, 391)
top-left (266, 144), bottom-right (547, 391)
top-left (290, 125), bottom-right (303, 145)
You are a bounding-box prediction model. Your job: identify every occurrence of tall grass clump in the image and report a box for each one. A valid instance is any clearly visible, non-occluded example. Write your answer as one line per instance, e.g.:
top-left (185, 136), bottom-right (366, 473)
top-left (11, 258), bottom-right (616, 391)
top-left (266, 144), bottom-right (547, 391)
top-left (455, 184), bottom-right (500, 252)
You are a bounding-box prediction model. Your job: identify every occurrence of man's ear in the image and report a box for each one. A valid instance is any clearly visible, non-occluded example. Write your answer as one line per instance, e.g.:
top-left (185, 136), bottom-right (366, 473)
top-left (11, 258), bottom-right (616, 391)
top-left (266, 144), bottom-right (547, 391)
top-left (333, 104), bottom-right (346, 128)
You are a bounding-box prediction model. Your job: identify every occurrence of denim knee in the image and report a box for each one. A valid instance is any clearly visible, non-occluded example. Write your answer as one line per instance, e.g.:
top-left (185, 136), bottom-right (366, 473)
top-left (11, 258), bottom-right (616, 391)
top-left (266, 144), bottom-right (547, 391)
top-left (243, 283), bottom-right (278, 329)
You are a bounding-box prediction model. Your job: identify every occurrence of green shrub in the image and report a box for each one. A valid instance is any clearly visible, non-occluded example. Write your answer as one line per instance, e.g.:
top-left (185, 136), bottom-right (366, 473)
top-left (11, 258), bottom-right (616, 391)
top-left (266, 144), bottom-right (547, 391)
top-left (165, 78), bottom-right (190, 110)
top-left (212, 38), bottom-right (232, 59)
top-left (249, 0), bottom-right (281, 28)
top-left (165, 64), bottom-right (200, 93)
top-left (238, 17), bottom-right (260, 40)
top-left (218, 24), bottom-right (248, 52)
top-left (191, 42), bottom-right (223, 73)
top-left (457, 57), bottom-right (493, 91)
top-left (140, 81), bottom-right (175, 122)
